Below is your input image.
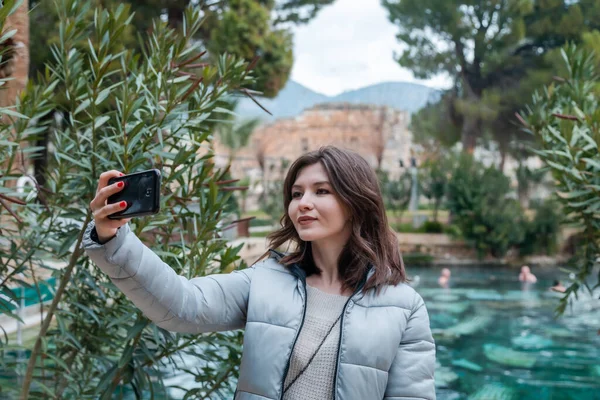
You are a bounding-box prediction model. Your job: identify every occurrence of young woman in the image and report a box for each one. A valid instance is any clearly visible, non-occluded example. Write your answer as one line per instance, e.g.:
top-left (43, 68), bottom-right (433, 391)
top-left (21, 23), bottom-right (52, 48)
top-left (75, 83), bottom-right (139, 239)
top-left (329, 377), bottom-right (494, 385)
top-left (84, 146), bottom-right (436, 400)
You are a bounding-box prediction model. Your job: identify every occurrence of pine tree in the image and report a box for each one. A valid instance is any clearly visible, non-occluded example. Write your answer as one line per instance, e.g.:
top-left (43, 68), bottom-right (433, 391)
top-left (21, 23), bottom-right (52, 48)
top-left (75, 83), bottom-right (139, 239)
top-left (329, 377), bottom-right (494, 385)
top-left (382, 0), bottom-right (600, 167)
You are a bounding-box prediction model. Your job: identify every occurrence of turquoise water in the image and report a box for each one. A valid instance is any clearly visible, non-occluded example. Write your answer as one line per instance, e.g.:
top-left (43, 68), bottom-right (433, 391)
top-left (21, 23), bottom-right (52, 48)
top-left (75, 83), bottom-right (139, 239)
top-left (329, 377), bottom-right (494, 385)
top-left (411, 265), bottom-right (600, 400)
top-left (1, 265), bottom-right (599, 399)
top-left (0, 277), bottom-right (56, 313)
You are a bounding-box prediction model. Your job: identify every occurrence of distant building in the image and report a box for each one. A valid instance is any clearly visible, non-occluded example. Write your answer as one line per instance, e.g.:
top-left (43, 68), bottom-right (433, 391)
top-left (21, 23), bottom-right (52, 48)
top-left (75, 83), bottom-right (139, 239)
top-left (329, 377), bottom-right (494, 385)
top-left (212, 103), bottom-right (413, 211)
top-left (214, 103), bottom-right (413, 176)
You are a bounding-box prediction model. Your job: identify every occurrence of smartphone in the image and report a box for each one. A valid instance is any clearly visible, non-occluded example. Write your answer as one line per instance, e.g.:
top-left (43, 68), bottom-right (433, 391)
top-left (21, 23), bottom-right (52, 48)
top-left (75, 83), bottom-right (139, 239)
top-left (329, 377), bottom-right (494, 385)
top-left (107, 169), bottom-right (161, 219)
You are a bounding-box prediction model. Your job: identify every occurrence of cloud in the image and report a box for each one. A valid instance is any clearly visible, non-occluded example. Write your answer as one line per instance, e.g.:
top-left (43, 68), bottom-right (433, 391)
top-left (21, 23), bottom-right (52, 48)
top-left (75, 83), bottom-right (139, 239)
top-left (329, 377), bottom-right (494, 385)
top-left (290, 0), bottom-right (452, 96)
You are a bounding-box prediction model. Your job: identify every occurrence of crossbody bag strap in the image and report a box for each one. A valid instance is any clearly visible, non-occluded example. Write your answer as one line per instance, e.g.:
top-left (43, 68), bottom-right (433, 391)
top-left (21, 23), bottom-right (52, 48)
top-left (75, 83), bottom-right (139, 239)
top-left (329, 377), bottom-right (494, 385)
top-left (283, 313), bottom-right (343, 394)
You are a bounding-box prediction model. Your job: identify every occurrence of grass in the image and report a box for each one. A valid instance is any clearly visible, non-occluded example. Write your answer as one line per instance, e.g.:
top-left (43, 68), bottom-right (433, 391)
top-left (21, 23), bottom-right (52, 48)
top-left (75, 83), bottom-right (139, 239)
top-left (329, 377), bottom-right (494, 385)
top-left (249, 218), bottom-right (273, 228)
top-left (402, 252), bottom-right (435, 265)
top-left (249, 231), bottom-right (270, 238)
top-left (386, 210), bottom-right (450, 224)
top-left (243, 210), bottom-right (269, 219)
top-left (5, 319), bottom-right (56, 350)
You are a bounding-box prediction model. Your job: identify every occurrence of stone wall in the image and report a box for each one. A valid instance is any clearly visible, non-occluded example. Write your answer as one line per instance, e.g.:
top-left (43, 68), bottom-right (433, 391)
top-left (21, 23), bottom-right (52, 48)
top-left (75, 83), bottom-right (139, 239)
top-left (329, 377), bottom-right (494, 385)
top-left (211, 103), bottom-right (413, 210)
top-left (232, 233), bottom-right (477, 267)
top-left (1, 0), bottom-right (30, 179)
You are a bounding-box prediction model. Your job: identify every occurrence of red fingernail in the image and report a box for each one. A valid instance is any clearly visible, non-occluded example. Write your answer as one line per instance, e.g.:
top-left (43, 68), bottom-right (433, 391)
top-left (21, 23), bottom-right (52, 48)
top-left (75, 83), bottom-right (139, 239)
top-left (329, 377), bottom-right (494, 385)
top-left (117, 182), bottom-right (124, 188)
top-left (119, 173), bottom-right (124, 176)
top-left (119, 201), bottom-right (126, 208)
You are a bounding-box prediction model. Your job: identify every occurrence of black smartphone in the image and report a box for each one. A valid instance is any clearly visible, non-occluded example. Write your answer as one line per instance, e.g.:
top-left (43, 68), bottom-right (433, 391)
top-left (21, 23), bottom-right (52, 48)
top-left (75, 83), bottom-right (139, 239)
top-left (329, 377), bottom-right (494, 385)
top-left (107, 169), bottom-right (161, 219)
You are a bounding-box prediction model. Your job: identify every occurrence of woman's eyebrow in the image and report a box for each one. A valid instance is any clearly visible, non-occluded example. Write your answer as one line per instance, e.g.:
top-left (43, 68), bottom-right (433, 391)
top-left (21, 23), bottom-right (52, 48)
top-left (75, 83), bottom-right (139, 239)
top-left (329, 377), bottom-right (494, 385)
top-left (291, 181), bottom-right (331, 190)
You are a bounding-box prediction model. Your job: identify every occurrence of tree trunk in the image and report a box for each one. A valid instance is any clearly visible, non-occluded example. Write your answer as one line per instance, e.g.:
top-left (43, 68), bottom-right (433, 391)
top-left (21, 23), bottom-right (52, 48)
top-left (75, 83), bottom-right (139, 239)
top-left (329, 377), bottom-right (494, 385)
top-left (433, 199), bottom-right (440, 223)
top-left (517, 181), bottom-right (530, 209)
top-left (0, 0), bottom-right (29, 175)
top-left (167, 1), bottom-right (187, 29)
top-left (496, 131), bottom-right (510, 172)
top-left (461, 115), bottom-right (478, 154)
top-left (499, 146), bottom-right (507, 172)
top-left (459, 70), bottom-right (481, 155)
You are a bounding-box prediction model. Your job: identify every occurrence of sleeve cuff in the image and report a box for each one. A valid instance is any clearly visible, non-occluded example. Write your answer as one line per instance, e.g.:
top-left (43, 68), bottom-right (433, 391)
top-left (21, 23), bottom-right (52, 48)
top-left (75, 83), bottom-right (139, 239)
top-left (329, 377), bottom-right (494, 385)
top-left (82, 220), bottom-right (130, 251)
top-left (90, 225), bottom-right (114, 244)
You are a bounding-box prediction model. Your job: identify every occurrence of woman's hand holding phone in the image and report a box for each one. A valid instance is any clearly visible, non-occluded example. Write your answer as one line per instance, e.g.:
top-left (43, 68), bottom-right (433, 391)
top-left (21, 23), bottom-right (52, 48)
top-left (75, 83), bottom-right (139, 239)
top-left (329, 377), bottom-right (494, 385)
top-left (89, 170), bottom-right (131, 243)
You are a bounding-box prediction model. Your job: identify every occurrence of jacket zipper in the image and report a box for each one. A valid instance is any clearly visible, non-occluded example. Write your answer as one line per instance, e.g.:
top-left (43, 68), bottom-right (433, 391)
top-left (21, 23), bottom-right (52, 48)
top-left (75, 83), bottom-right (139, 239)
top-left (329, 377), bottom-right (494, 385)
top-left (331, 295), bottom-right (352, 400)
top-left (280, 275), bottom-right (307, 399)
top-left (332, 277), bottom-right (368, 400)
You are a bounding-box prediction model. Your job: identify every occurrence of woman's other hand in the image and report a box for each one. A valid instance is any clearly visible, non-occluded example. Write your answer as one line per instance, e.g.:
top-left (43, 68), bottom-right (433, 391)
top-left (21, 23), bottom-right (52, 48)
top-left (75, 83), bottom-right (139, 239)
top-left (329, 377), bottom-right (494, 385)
top-left (89, 170), bottom-right (131, 243)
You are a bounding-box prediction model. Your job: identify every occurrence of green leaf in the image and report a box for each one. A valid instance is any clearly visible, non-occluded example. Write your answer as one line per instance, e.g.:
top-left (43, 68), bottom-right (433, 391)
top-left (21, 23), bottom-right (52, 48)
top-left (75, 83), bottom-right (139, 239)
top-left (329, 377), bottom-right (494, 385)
top-left (95, 364), bottom-right (118, 394)
top-left (107, 312), bottom-right (136, 329)
top-left (45, 352), bottom-right (70, 371)
top-left (118, 345), bottom-right (134, 368)
top-left (578, 130), bottom-right (598, 150)
top-left (93, 115), bottom-right (111, 130)
top-left (30, 380), bottom-right (56, 398)
top-left (569, 197), bottom-right (599, 208)
top-left (56, 152), bottom-right (88, 168)
top-left (95, 88), bottom-right (111, 105)
top-left (0, 108), bottom-right (29, 119)
top-left (556, 190), bottom-right (591, 199)
top-left (74, 99), bottom-right (91, 115)
top-left (0, 0), bottom-right (23, 22)
top-left (57, 230), bottom-right (79, 256)
top-left (213, 106), bottom-right (238, 116)
top-left (125, 320), bottom-right (147, 342)
top-left (0, 29), bottom-right (17, 43)
top-left (72, 302), bottom-right (100, 325)
top-left (582, 158), bottom-right (600, 171)
top-left (547, 125), bottom-right (568, 145)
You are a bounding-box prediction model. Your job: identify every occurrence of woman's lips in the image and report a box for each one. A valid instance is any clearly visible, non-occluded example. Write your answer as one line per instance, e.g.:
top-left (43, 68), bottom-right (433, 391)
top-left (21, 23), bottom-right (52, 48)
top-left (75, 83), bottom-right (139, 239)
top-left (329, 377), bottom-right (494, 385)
top-left (297, 216), bottom-right (317, 225)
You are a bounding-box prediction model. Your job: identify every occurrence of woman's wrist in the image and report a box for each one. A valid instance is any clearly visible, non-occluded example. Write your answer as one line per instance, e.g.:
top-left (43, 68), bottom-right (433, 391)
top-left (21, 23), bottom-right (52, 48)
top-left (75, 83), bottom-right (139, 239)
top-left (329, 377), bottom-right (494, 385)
top-left (92, 226), bottom-right (116, 244)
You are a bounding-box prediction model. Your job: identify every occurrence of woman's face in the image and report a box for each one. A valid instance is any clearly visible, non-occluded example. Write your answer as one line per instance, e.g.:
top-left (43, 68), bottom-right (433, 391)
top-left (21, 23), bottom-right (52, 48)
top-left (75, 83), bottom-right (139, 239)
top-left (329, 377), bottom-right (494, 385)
top-left (288, 162), bottom-right (351, 243)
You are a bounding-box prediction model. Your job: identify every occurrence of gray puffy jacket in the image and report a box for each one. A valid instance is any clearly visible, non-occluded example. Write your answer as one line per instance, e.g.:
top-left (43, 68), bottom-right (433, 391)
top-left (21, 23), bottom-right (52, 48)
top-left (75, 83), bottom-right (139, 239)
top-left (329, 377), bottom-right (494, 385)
top-left (83, 222), bottom-right (436, 400)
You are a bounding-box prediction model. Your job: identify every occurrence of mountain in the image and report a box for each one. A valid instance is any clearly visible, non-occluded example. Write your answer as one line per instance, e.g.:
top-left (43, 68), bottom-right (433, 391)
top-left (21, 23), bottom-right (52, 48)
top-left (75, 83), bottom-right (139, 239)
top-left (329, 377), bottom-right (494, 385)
top-left (234, 80), bottom-right (441, 121)
top-left (332, 82), bottom-right (441, 113)
top-left (234, 81), bottom-right (328, 120)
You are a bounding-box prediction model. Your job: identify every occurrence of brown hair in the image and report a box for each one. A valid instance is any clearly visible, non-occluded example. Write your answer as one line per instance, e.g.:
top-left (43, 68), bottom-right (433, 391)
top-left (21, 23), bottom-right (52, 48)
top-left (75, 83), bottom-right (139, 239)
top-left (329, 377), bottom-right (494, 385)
top-left (258, 145), bottom-right (406, 293)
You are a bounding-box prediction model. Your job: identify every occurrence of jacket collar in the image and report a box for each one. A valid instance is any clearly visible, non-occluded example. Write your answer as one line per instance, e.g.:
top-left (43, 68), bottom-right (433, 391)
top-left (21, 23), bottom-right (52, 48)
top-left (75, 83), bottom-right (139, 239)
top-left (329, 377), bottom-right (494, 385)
top-left (268, 248), bottom-right (374, 292)
top-left (268, 249), bottom-right (306, 282)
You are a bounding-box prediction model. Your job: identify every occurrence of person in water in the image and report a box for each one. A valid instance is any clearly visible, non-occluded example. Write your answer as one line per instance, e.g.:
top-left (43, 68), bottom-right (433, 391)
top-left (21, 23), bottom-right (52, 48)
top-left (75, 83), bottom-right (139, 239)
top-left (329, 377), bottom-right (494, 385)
top-left (519, 265), bottom-right (537, 283)
top-left (438, 267), bottom-right (451, 288)
top-left (550, 280), bottom-right (566, 293)
top-left (84, 146), bottom-right (436, 400)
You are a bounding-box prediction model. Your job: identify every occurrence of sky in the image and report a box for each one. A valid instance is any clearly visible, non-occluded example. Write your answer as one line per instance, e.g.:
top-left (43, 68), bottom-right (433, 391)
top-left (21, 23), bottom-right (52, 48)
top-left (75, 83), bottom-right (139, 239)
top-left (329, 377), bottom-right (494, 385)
top-left (289, 0), bottom-right (453, 96)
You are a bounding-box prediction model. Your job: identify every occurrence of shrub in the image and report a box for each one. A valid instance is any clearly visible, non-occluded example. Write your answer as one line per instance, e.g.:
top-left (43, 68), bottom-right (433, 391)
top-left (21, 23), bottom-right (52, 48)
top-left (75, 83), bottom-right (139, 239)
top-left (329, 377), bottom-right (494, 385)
top-left (519, 199), bottom-right (563, 256)
top-left (402, 252), bottom-right (434, 265)
top-left (419, 157), bottom-right (450, 222)
top-left (1, 1), bottom-right (258, 398)
top-left (421, 220), bottom-right (444, 233)
top-left (520, 45), bottom-right (600, 315)
top-left (249, 218), bottom-right (273, 227)
top-left (446, 154), bottom-right (525, 258)
top-left (378, 168), bottom-right (412, 220)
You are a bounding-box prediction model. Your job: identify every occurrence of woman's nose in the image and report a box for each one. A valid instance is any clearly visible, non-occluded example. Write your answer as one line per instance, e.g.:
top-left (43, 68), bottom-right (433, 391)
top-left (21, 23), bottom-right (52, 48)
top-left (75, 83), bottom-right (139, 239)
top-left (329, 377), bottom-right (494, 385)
top-left (298, 193), bottom-right (314, 210)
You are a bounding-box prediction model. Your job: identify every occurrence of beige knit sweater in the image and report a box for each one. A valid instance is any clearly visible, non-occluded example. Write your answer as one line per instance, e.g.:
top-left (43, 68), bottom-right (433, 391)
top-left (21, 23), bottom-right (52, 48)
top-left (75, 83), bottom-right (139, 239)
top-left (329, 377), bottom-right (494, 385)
top-left (283, 285), bottom-right (349, 400)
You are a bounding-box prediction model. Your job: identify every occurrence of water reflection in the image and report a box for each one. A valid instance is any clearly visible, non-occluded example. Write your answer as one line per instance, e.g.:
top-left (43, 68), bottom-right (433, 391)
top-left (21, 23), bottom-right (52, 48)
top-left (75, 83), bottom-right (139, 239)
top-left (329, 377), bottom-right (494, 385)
top-left (414, 265), bottom-right (600, 400)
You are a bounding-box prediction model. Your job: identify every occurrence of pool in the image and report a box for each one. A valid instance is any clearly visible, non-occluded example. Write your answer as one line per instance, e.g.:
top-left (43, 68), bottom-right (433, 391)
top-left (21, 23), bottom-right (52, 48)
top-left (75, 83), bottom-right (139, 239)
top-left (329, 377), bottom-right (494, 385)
top-left (410, 265), bottom-right (600, 400)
